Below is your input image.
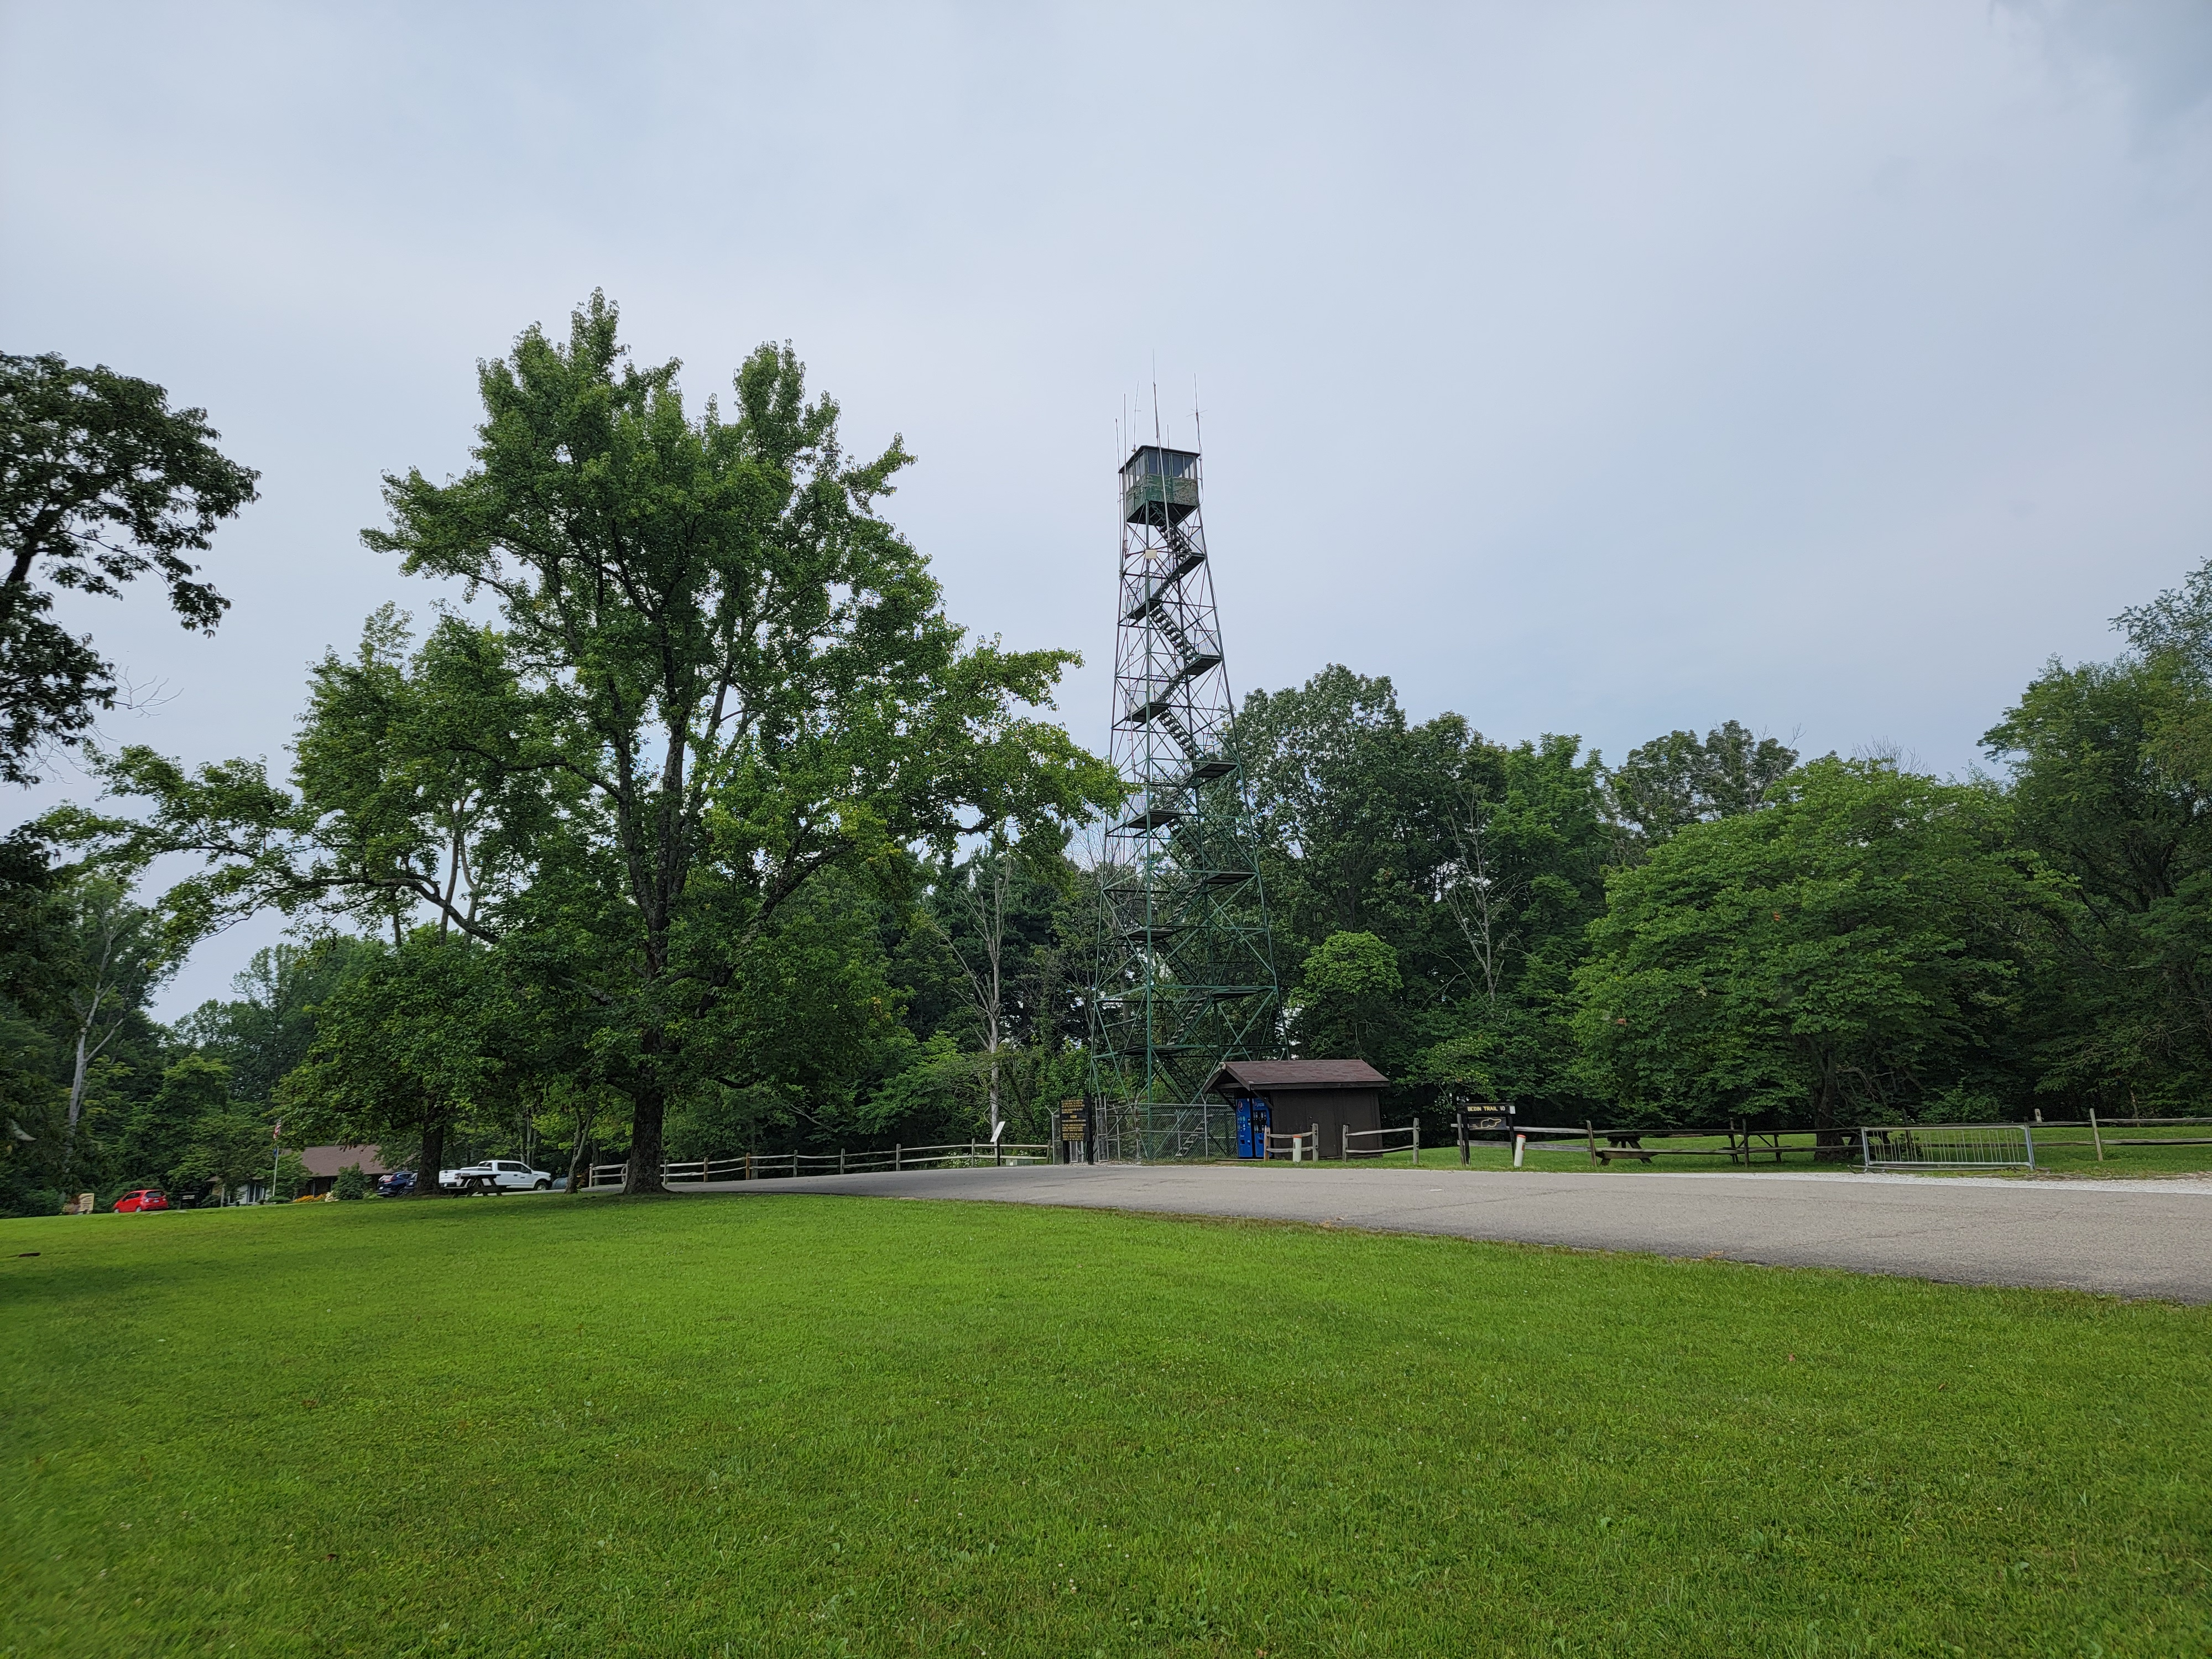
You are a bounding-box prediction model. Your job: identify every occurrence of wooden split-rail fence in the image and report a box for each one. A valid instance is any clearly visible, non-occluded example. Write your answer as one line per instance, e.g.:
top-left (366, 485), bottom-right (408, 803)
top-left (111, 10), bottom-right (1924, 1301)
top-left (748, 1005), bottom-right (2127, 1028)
top-left (589, 1141), bottom-right (1052, 1189)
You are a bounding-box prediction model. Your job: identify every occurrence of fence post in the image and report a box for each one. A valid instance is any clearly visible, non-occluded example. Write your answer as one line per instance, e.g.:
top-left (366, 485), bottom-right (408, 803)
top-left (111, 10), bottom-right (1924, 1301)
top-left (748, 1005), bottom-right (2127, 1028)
top-left (1585, 1120), bottom-right (1598, 1166)
top-left (895, 1144), bottom-right (902, 1172)
top-left (1513, 1133), bottom-right (1526, 1169)
top-left (2089, 1108), bottom-right (2104, 1162)
top-left (839, 1149), bottom-right (846, 1175)
top-left (1411, 1123), bottom-right (1420, 1167)
top-left (1859, 1126), bottom-right (1870, 1172)
top-left (2023, 1121), bottom-right (2036, 1171)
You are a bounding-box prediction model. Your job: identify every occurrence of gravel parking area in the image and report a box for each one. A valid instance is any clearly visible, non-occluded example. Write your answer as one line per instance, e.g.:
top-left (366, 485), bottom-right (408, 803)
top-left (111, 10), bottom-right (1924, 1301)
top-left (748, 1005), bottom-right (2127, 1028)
top-left (685, 1162), bottom-right (2212, 1301)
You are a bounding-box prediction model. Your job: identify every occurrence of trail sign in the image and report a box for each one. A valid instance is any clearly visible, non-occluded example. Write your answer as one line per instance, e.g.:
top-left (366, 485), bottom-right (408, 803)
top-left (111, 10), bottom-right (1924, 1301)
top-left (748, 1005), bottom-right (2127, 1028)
top-left (1454, 1102), bottom-right (1517, 1165)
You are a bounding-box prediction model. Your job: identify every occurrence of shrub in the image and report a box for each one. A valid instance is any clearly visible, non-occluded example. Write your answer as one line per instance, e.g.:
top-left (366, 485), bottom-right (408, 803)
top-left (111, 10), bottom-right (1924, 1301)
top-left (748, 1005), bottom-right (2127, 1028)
top-left (271, 1151), bottom-right (310, 1201)
top-left (332, 1163), bottom-right (368, 1201)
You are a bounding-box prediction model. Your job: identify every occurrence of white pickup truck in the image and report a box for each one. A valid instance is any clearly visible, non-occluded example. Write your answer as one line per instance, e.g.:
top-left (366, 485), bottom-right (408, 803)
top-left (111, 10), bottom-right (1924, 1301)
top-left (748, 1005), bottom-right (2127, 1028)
top-left (439, 1159), bottom-right (553, 1194)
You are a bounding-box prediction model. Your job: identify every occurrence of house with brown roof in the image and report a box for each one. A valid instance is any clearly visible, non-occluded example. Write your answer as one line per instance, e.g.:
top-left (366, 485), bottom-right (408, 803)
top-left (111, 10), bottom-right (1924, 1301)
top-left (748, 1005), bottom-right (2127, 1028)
top-left (297, 1145), bottom-right (390, 1197)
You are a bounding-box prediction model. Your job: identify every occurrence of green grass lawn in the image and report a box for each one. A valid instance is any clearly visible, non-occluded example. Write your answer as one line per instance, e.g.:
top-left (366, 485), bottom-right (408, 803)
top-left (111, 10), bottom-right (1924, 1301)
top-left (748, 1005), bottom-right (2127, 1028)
top-left (1389, 1128), bottom-right (2212, 1178)
top-left (4, 1193), bottom-right (2208, 1657)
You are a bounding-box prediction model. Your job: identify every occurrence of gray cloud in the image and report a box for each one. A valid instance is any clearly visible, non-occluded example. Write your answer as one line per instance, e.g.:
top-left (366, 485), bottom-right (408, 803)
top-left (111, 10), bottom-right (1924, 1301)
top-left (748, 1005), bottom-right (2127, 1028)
top-left (2001, 0), bottom-right (2212, 128)
top-left (2, 1), bottom-right (2206, 1013)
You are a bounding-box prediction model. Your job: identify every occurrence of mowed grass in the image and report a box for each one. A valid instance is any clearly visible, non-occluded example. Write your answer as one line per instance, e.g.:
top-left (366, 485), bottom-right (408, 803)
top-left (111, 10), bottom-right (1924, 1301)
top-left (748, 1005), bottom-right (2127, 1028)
top-left (3, 1194), bottom-right (2208, 1657)
top-left (1395, 1128), bottom-right (2212, 1178)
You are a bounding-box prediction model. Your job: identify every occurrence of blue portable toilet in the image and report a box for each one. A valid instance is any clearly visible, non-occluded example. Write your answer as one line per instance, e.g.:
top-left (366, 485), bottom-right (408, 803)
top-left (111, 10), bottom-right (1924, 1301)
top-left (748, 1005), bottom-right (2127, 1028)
top-left (1234, 1096), bottom-right (1271, 1158)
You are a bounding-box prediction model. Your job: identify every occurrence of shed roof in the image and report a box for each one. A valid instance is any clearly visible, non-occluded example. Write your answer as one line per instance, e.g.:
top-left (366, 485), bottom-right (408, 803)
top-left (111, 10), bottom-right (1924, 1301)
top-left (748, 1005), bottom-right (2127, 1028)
top-left (1205, 1059), bottom-right (1389, 1095)
top-left (298, 1144), bottom-right (390, 1178)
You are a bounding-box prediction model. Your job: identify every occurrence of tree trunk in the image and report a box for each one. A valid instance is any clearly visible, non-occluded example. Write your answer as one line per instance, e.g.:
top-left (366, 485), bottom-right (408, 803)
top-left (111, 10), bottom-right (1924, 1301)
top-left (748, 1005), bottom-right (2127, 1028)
top-left (1811, 1054), bottom-right (1849, 1162)
top-left (414, 1112), bottom-right (447, 1197)
top-left (567, 1112), bottom-right (593, 1194)
top-left (624, 1067), bottom-right (666, 1196)
top-left (60, 1025), bottom-right (92, 1180)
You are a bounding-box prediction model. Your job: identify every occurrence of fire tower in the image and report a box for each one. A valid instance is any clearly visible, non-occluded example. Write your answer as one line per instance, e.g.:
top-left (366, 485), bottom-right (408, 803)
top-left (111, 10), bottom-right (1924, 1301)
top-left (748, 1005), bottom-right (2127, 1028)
top-left (1090, 440), bottom-right (1280, 1160)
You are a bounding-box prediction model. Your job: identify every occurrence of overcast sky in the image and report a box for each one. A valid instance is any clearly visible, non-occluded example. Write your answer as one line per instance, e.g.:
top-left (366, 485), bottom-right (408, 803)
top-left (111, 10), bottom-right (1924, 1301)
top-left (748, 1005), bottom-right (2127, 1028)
top-left (5, 0), bottom-right (2210, 1013)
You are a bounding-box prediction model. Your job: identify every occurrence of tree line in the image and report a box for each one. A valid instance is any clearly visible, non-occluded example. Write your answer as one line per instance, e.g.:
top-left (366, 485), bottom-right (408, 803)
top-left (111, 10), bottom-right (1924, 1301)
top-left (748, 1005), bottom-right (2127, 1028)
top-left (5, 299), bottom-right (2210, 1213)
top-left (1239, 633), bottom-right (2212, 1140)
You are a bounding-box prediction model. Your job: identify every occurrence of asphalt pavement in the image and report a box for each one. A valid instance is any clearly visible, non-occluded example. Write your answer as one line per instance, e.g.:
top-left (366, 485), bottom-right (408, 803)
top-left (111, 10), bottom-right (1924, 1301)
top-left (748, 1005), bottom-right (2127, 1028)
top-left (684, 1162), bottom-right (2212, 1302)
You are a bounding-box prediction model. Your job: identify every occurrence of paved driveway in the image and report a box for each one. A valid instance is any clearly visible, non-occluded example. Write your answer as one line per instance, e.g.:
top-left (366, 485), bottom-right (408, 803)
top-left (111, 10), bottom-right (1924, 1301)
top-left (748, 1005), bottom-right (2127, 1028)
top-left (683, 1164), bottom-right (2212, 1302)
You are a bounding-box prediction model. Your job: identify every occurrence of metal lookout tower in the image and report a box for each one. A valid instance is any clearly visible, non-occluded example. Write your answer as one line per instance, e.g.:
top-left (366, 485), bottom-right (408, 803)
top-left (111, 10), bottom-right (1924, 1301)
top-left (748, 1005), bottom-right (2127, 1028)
top-left (1089, 436), bottom-right (1280, 1159)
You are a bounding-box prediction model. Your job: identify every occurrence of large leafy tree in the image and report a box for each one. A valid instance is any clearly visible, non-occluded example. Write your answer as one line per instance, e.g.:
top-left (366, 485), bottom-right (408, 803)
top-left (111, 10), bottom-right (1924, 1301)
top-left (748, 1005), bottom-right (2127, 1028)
top-left (1232, 665), bottom-right (1484, 1109)
top-left (858, 837), bottom-right (1093, 1151)
top-left (663, 865), bottom-right (916, 1155)
top-left (1234, 665), bottom-right (1467, 962)
top-left (1223, 665), bottom-right (1826, 1123)
top-left (169, 1099), bottom-right (274, 1207)
top-left (117, 1052), bottom-right (233, 1195)
top-left (171, 938), bottom-right (379, 1109)
top-left (1573, 759), bottom-right (2056, 1140)
top-left (0, 353), bottom-right (258, 782)
top-left (1983, 564), bottom-right (2212, 1105)
top-left (0, 838), bottom-right (174, 1213)
top-left (55, 874), bottom-right (173, 1183)
top-left (1606, 720), bottom-right (1798, 847)
top-left (1290, 930), bottom-right (1404, 1064)
top-left (1420, 733), bottom-right (1619, 1114)
top-left (1233, 666), bottom-right (1621, 1117)
top-left (60, 607), bottom-right (552, 947)
top-left (0, 830), bottom-right (66, 1205)
top-left (288, 605), bottom-right (554, 945)
top-left (276, 930), bottom-right (511, 1193)
top-left (910, 837), bottom-right (1084, 1141)
top-left (62, 296), bottom-right (1115, 1191)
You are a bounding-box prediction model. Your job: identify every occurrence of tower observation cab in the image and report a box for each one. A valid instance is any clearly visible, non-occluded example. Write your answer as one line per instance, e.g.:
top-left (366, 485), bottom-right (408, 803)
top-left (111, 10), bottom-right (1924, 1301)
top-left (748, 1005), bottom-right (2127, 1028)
top-left (1121, 445), bottom-right (1202, 525)
top-left (1089, 434), bottom-right (1280, 1161)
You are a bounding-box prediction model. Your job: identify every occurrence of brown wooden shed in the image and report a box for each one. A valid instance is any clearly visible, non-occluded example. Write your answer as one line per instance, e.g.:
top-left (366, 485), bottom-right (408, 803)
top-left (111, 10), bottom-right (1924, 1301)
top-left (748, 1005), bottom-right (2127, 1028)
top-left (1204, 1060), bottom-right (1388, 1159)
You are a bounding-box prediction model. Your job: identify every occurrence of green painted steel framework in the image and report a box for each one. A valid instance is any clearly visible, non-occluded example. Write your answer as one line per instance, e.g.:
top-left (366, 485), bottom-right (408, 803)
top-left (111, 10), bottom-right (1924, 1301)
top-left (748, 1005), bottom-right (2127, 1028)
top-left (1089, 442), bottom-right (1280, 1160)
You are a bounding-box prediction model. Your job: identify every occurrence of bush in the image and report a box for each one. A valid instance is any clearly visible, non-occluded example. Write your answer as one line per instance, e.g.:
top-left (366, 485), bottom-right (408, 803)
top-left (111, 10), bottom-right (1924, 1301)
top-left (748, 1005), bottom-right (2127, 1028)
top-left (272, 1151), bottom-right (310, 1201)
top-left (1922, 1087), bottom-right (2006, 1125)
top-left (332, 1163), bottom-right (368, 1201)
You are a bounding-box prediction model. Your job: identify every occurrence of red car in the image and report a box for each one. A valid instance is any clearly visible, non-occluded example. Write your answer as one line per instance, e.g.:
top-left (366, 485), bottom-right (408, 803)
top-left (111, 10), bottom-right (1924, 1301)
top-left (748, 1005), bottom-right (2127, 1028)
top-left (112, 1189), bottom-right (169, 1213)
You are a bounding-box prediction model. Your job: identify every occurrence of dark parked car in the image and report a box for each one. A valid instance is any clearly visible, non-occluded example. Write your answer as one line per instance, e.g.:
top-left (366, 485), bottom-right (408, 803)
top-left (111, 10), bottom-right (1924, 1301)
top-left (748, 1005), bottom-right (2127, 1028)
top-left (377, 1170), bottom-right (415, 1197)
top-left (112, 1188), bottom-right (169, 1213)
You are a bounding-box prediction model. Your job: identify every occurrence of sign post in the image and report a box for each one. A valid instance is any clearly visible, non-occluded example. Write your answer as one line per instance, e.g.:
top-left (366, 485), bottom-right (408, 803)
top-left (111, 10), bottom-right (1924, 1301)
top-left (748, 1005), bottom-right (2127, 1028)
top-left (1452, 1102), bottom-right (1517, 1166)
top-left (1058, 1099), bottom-right (1090, 1164)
